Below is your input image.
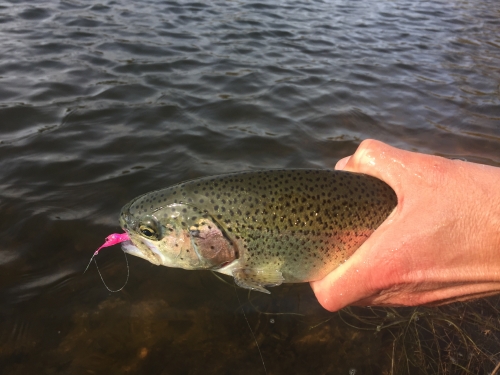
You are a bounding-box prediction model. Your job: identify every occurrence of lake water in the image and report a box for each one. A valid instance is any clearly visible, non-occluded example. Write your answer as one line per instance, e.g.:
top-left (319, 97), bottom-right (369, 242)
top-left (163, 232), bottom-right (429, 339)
top-left (1, 0), bottom-right (499, 374)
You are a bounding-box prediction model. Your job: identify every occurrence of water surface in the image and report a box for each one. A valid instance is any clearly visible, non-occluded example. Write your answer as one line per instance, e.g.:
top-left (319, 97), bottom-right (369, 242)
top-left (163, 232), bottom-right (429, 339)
top-left (1, 0), bottom-right (499, 374)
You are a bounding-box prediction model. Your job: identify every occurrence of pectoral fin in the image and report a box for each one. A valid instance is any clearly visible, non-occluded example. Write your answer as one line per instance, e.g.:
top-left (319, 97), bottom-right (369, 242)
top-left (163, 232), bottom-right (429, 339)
top-left (232, 269), bottom-right (284, 294)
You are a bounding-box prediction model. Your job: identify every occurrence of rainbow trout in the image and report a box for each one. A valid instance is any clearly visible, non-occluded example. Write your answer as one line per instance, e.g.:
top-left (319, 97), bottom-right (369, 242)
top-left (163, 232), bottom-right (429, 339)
top-left (119, 170), bottom-right (397, 293)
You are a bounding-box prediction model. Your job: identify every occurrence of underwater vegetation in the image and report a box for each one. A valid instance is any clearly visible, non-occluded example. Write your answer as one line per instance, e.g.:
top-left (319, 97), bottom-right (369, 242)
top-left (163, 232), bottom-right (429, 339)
top-left (340, 297), bottom-right (500, 374)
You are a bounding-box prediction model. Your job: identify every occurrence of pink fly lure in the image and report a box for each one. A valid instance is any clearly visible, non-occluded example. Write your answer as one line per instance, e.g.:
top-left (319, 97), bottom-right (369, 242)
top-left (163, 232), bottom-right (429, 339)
top-left (84, 232), bottom-right (130, 292)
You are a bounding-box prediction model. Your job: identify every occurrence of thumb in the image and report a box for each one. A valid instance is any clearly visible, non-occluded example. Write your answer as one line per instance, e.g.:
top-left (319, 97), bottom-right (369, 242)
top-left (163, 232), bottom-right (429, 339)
top-left (335, 156), bottom-right (351, 170)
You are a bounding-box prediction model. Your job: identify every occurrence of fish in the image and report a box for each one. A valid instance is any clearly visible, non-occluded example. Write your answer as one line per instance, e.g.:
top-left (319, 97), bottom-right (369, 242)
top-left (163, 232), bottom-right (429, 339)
top-left (118, 169), bottom-right (397, 293)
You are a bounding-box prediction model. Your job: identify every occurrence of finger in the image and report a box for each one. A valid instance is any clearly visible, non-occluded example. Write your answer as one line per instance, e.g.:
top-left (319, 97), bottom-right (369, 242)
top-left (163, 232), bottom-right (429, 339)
top-left (335, 156), bottom-right (351, 170)
top-left (340, 139), bottom-right (411, 197)
top-left (310, 261), bottom-right (373, 311)
top-left (309, 232), bottom-right (386, 311)
top-left (341, 139), bottom-right (396, 176)
top-left (310, 240), bottom-right (397, 311)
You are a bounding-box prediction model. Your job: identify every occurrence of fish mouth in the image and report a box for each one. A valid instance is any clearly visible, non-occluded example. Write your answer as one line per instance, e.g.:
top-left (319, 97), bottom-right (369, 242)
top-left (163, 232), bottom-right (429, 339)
top-left (121, 240), bottom-right (141, 256)
top-left (121, 240), bottom-right (164, 266)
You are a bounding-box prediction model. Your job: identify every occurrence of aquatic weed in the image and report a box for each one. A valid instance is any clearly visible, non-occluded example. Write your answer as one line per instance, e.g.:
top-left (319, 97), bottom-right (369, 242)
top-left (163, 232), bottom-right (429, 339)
top-left (339, 296), bottom-right (500, 375)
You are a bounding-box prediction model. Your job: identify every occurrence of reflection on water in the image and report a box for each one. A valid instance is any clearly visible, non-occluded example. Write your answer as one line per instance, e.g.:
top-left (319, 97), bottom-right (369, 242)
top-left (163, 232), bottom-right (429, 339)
top-left (0, 0), bottom-right (499, 374)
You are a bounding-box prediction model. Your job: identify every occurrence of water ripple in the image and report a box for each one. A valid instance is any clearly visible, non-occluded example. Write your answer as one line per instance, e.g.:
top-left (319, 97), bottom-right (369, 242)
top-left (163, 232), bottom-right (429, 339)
top-left (0, 0), bottom-right (499, 373)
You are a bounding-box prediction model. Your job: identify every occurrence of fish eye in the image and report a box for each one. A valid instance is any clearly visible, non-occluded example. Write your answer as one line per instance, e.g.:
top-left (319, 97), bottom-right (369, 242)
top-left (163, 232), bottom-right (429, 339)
top-left (138, 218), bottom-right (161, 240)
top-left (140, 226), bottom-right (156, 237)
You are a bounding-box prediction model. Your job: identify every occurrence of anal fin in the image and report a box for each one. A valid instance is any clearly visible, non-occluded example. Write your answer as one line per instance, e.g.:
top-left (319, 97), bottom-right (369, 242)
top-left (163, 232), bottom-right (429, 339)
top-left (232, 269), bottom-right (284, 294)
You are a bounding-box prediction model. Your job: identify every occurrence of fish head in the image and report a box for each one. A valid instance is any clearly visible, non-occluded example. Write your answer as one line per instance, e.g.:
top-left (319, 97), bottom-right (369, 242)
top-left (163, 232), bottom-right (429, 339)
top-left (120, 196), bottom-right (236, 270)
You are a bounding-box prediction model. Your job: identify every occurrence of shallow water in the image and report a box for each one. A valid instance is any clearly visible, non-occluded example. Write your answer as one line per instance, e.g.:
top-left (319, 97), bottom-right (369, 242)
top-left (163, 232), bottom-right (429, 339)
top-left (0, 0), bottom-right (499, 374)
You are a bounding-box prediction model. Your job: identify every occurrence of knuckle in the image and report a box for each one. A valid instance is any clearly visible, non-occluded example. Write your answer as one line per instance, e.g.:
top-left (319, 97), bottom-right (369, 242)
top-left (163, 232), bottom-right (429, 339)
top-left (348, 139), bottom-right (384, 171)
top-left (357, 138), bottom-right (380, 151)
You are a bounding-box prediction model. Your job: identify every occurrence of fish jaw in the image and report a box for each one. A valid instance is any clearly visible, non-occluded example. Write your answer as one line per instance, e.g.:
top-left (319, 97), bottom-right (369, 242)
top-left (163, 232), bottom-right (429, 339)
top-left (120, 229), bottom-right (218, 270)
top-left (121, 238), bottom-right (164, 266)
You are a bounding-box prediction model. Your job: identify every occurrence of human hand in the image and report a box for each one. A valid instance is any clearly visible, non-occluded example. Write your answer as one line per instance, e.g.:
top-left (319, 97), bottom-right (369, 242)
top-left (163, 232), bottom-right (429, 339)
top-left (311, 139), bottom-right (500, 311)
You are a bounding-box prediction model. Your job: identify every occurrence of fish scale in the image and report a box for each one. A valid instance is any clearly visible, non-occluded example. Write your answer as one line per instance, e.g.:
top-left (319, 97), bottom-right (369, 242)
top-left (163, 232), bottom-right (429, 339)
top-left (119, 169), bottom-right (397, 293)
